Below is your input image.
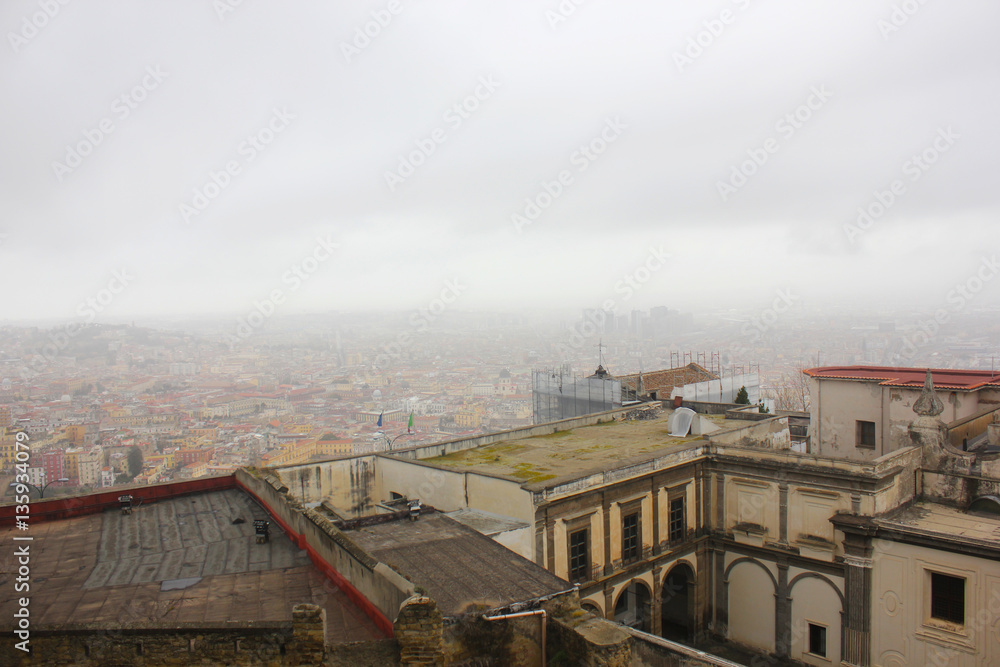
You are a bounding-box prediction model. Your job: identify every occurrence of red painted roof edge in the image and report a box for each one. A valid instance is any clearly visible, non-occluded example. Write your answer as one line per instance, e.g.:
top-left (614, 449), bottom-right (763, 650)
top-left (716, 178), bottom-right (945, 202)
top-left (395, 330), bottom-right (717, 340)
top-left (803, 366), bottom-right (1000, 390)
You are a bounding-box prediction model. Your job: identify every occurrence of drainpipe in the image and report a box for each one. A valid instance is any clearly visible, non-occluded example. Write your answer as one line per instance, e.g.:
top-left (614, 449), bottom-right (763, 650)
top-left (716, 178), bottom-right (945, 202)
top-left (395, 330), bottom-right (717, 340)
top-left (482, 609), bottom-right (547, 667)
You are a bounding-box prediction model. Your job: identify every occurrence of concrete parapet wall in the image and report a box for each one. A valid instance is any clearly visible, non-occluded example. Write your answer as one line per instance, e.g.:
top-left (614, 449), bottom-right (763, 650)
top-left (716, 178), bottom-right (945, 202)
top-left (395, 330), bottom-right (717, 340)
top-left (625, 627), bottom-right (746, 667)
top-left (0, 474), bottom-right (238, 526)
top-left (235, 469), bottom-right (411, 637)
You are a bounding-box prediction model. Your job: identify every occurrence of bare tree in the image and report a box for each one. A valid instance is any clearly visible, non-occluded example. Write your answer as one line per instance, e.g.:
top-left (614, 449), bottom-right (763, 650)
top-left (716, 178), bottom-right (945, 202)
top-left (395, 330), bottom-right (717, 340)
top-left (766, 368), bottom-right (811, 412)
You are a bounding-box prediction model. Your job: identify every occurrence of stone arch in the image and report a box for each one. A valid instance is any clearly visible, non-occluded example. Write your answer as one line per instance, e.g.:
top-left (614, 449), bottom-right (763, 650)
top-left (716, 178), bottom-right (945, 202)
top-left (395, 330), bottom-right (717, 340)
top-left (614, 579), bottom-right (653, 632)
top-left (788, 573), bottom-right (845, 664)
top-left (724, 557), bottom-right (777, 592)
top-left (580, 600), bottom-right (603, 617)
top-left (788, 572), bottom-right (845, 610)
top-left (661, 561), bottom-right (696, 642)
top-left (725, 557), bottom-right (777, 653)
top-left (661, 559), bottom-right (696, 587)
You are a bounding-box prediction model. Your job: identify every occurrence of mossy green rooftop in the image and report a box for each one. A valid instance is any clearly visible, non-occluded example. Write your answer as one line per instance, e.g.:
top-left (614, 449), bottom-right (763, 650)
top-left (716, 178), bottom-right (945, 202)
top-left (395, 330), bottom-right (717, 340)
top-left (423, 411), bottom-right (751, 486)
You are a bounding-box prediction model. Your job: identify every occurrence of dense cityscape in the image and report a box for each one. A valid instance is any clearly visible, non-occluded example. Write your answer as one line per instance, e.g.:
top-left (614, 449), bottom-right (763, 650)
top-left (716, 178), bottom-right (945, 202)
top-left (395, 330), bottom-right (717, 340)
top-left (3, 303), bottom-right (998, 498)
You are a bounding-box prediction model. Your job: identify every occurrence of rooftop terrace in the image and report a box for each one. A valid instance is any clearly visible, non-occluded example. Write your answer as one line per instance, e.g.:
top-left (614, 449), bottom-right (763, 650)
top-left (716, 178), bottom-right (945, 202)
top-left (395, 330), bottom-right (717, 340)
top-left (0, 489), bottom-right (383, 642)
top-left (875, 500), bottom-right (1000, 548)
top-left (421, 410), bottom-right (744, 487)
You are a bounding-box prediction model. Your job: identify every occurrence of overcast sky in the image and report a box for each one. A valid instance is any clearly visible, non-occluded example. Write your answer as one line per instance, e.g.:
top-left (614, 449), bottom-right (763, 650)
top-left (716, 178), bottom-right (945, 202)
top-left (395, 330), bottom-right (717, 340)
top-left (1, 0), bottom-right (998, 324)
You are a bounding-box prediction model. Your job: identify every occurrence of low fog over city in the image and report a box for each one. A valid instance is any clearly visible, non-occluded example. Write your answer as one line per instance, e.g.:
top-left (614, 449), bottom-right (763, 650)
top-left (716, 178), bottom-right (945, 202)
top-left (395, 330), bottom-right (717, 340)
top-left (3, 4), bottom-right (1000, 665)
top-left (2, 1), bottom-right (998, 324)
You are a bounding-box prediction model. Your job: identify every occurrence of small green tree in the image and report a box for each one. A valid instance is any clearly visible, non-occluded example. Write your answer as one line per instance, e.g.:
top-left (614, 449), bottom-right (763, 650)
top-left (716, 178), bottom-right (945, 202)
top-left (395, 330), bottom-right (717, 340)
top-left (735, 386), bottom-right (750, 404)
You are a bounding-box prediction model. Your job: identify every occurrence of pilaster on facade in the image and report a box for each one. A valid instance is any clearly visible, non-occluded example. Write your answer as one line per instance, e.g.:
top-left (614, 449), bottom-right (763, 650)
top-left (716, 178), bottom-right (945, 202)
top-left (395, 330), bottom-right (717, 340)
top-left (834, 514), bottom-right (877, 667)
top-left (775, 560), bottom-right (792, 659)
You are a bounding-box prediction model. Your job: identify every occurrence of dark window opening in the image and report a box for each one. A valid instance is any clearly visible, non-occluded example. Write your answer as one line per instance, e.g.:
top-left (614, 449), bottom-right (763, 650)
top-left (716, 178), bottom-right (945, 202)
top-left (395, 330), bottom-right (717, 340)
top-left (669, 497), bottom-right (686, 543)
top-left (808, 623), bottom-right (827, 657)
top-left (931, 572), bottom-right (965, 624)
top-left (569, 529), bottom-right (589, 582)
top-left (856, 420), bottom-right (876, 448)
top-left (622, 513), bottom-right (639, 561)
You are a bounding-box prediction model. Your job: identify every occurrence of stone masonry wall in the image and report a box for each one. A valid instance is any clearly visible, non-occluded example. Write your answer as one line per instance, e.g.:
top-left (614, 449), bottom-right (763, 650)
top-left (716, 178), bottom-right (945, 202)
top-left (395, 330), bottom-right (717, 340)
top-left (394, 596), bottom-right (445, 666)
top-left (0, 603), bottom-right (325, 666)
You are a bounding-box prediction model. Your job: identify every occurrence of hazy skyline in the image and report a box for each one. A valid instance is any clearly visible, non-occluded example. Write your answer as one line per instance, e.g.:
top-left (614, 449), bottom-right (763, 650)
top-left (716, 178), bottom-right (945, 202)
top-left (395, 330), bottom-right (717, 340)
top-left (2, 1), bottom-right (998, 324)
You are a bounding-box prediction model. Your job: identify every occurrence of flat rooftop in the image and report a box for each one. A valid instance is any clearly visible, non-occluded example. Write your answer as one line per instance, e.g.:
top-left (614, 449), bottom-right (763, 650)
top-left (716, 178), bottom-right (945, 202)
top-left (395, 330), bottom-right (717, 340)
top-left (423, 411), bottom-right (737, 487)
top-left (343, 512), bottom-right (568, 615)
top-left (446, 508), bottom-right (529, 536)
top-left (0, 489), bottom-right (383, 642)
top-left (875, 501), bottom-right (1000, 548)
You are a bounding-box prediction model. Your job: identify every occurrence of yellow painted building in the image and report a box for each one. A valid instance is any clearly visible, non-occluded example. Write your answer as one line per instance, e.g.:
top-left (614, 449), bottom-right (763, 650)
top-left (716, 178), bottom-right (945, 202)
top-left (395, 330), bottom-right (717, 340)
top-left (317, 438), bottom-right (354, 457)
top-left (65, 425), bottom-right (87, 445)
top-left (455, 412), bottom-right (482, 429)
top-left (0, 430), bottom-right (18, 470)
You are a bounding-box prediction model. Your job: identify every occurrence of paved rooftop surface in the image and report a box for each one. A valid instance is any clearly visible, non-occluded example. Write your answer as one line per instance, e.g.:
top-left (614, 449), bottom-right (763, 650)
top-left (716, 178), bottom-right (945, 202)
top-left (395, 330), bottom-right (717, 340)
top-left (445, 508), bottom-right (529, 536)
top-left (344, 512), bottom-right (568, 615)
top-left (423, 411), bottom-right (730, 485)
top-left (0, 489), bottom-right (383, 642)
top-left (875, 501), bottom-right (1000, 546)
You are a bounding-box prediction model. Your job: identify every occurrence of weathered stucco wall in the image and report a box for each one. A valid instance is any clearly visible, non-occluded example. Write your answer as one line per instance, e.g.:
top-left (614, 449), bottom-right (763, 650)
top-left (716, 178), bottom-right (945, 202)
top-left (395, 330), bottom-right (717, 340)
top-left (872, 539), bottom-right (1000, 667)
top-left (277, 455), bottom-right (379, 515)
top-left (811, 378), bottom-right (1000, 461)
top-left (707, 417), bottom-right (790, 450)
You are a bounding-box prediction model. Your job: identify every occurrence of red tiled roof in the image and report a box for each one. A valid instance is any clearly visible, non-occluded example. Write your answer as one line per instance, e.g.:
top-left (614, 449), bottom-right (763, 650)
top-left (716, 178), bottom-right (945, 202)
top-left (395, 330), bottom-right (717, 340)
top-left (618, 363), bottom-right (718, 394)
top-left (803, 366), bottom-right (1000, 391)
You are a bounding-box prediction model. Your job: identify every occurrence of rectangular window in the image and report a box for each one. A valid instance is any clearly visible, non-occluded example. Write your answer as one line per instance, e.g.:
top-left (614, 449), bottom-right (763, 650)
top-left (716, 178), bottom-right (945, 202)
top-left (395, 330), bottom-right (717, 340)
top-left (856, 420), bottom-right (876, 449)
top-left (808, 623), bottom-right (827, 657)
top-left (622, 513), bottom-right (639, 561)
top-left (569, 529), bottom-right (589, 582)
top-left (931, 572), bottom-right (965, 624)
top-left (669, 497), bottom-right (686, 543)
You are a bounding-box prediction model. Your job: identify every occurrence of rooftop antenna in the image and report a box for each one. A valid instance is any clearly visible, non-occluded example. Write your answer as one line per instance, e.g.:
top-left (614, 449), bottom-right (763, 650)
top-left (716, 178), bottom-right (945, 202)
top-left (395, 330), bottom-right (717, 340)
top-left (637, 357), bottom-right (644, 397)
top-left (598, 340), bottom-right (607, 370)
